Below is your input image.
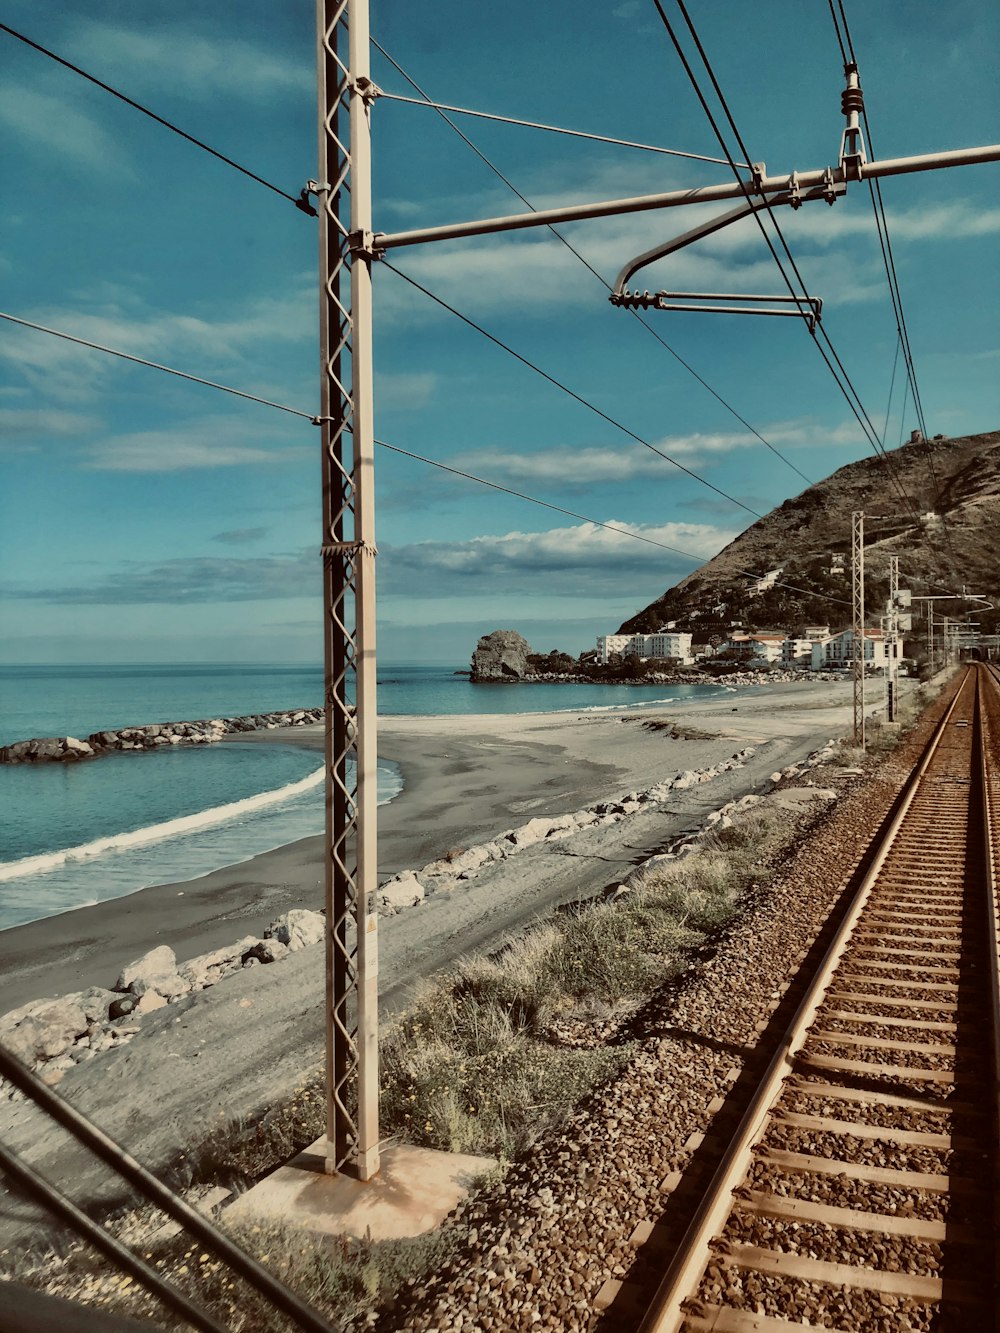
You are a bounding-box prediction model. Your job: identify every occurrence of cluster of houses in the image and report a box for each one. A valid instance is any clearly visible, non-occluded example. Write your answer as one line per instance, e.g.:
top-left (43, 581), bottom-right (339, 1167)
top-left (597, 625), bottom-right (905, 672)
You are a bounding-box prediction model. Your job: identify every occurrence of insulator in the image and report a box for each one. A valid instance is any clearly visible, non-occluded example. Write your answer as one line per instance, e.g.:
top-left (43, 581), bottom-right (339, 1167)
top-left (841, 85), bottom-right (865, 115)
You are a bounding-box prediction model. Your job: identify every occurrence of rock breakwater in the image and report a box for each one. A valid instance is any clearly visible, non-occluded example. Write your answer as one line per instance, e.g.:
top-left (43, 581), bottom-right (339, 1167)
top-left (0, 908), bottom-right (327, 1095)
top-left (0, 707), bottom-right (324, 765)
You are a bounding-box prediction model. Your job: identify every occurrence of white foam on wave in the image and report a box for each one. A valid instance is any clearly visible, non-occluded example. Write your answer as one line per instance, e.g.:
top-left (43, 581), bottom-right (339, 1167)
top-left (0, 765), bottom-right (326, 882)
top-left (563, 695), bottom-right (680, 714)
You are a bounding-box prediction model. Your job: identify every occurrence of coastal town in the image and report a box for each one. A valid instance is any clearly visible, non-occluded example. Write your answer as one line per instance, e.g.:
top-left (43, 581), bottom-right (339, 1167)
top-left (470, 620), bottom-right (907, 683)
top-left (595, 622), bottom-right (904, 672)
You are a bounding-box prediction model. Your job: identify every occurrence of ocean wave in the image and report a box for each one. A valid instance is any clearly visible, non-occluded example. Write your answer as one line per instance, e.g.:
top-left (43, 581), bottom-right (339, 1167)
top-left (0, 766), bottom-right (326, 882)
top-left (563, 695), bottom-right (680, 713)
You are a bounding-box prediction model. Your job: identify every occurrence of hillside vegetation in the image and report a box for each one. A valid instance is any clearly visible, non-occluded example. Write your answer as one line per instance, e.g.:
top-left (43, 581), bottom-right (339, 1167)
top-left (620, 429), bottom-right (1000, 637)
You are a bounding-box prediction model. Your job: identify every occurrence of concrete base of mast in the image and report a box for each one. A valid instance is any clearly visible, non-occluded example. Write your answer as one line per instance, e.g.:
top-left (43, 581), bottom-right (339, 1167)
top-left (225, 1139), bottom-right (496, 1242)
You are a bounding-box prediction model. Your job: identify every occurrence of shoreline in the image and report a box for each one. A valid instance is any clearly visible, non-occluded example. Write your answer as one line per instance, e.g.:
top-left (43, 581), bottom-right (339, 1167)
top-left (0, 676), bottom-right (886, 1241)
top-left (0, 679), bottom-right (867, 1015)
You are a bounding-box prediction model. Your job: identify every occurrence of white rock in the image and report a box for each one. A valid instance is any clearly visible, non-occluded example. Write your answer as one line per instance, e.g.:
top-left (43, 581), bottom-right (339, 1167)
top-left (545, 813), bottom-right (581, 835)
top-left (180, 936), bottom-right (262, 988)
top-left (639, 853), bottom-right (678, 872)
top-left (243, 939), bottom-right (290, 966)
top-left (266, 908), bottom-right (326, 951)
top-left (2, 1000), bottom-right (89, 1065)
top-left (424, 844), bottom-right (492, 876)
top-left (136, 991), bottom-right (168, 1014)
top-left (64, 736), bottom-right (95, 757)
top-left (377, 871), bottom-right (425, 915)
top-left (505, 817), bottom-right (556, 849)
top-left (116, 945), bottom-right (180, 994)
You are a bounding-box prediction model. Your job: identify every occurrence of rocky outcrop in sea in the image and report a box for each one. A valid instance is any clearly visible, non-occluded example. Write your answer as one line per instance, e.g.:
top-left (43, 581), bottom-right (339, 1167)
top-left (470, 629), bottom-right (533, 681)
top-left (0, 707), bottom-right (324, 765)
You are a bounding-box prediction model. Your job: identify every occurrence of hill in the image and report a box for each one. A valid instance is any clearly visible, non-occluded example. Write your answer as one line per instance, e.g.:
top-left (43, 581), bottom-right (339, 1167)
top-left (619, 429), bottom-right (1000, 640)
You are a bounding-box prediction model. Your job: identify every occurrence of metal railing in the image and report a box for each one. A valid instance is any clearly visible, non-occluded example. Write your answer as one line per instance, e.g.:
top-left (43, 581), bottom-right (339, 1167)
top-left (0, 1045), bottom-right (335, 1333)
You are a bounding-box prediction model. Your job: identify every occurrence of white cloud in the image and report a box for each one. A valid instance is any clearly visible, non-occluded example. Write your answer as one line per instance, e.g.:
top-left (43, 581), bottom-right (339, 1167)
top-left (81, 417), bottom-right (309, 472)
top-left (449, 421), bottom-right (856, 484)
top-left (0, 283), bottom-right (314, 404)
top-left (7, 551), bottom-right (317, 605)
top-left (68, 21), bottom-right (312, 102)
top-left (0, 83), bottom-right (127, 174)
top-left (783, 198), bottom-right (1000, 245)
top-left (0, 407), bottom-right (99, 437)
top-left (378, 371), bottom-right (438, 409)
top-left (382, 518), bottom-right (737, 596)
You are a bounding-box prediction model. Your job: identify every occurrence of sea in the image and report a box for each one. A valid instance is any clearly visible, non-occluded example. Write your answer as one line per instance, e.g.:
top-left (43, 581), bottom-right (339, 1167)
top-left (0, 663), bottom-right (728, 933)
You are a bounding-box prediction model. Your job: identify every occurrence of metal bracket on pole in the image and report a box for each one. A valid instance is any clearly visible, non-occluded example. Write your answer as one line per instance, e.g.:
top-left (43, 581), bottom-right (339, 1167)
top-left (609, 180), bottom-right (844, 328)
top-left (350, 73), bottom-right (382, 106)
top-left (839, 63), bottom-right (868, 183)
top-left (349, 229), bottom-right (386, 262)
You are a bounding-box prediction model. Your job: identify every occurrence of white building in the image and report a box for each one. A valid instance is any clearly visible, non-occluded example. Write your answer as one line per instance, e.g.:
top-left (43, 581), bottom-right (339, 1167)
top-left (596, 631), bottom-right (694, 665)
top-left (723, 632), bottom-right (784, 664)
top-left (811, 628), bottom-right (903, 671)
top-left (644, 631), bottom-right (694, 663)
top-left (747, 568), bottom-right (783, 595)
top-left (782, 637), bottom-right (815, 667)
top-left (747, 633), bottom-right (785, 663)
top-left (596, 634), bottom-right (633, 663)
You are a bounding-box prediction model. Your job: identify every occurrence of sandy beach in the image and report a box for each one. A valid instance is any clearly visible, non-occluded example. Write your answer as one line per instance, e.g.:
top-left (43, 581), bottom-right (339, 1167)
top-left (0, 676), bottom-right (884, 1240)
top-left (0, 678), bottom-right (862, 1014)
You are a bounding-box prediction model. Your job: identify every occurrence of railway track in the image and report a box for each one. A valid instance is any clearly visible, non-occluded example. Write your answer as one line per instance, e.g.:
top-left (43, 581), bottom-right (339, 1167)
top-left (635, 662), bottom-right (1000, 1333)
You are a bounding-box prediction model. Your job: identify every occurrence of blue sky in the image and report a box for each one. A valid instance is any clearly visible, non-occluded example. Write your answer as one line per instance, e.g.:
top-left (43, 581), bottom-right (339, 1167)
top-left (1, 0), bottom-right (997, 666)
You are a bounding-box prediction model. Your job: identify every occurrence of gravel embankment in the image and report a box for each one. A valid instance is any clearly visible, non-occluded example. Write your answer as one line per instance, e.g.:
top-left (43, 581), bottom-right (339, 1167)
top-left (360, 693), bottom-right (955, 1333)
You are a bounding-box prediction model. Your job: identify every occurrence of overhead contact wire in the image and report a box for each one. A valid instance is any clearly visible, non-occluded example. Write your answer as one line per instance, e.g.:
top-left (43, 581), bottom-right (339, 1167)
top-left (655, 0), bottom-right (925, 529)
top-left (828, 0), bottom-right (949, 565)
top-left (829, 0), bottom-right (940, 496)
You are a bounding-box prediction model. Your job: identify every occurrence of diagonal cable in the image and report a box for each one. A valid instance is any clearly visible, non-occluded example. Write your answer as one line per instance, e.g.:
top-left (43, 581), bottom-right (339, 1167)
top-left (0, 311), bottom-right (317, 419)
top-left (376, 437), bottom-right (851, 606)
top-left (0, 21), bottom-right (314, 213)
top-left (381, 260), bottom-right (762, 518)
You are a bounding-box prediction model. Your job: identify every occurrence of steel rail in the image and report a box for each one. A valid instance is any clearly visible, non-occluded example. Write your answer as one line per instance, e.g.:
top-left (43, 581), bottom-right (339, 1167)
top-left (0, 1047), bottom-right (336, 1333)
top-left (980, 663), bottom-right (1000, 1307)
top-left (636, 668), bottom-right (973, 1333)
top-left (374, 144), bottom-right (1000, 250)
